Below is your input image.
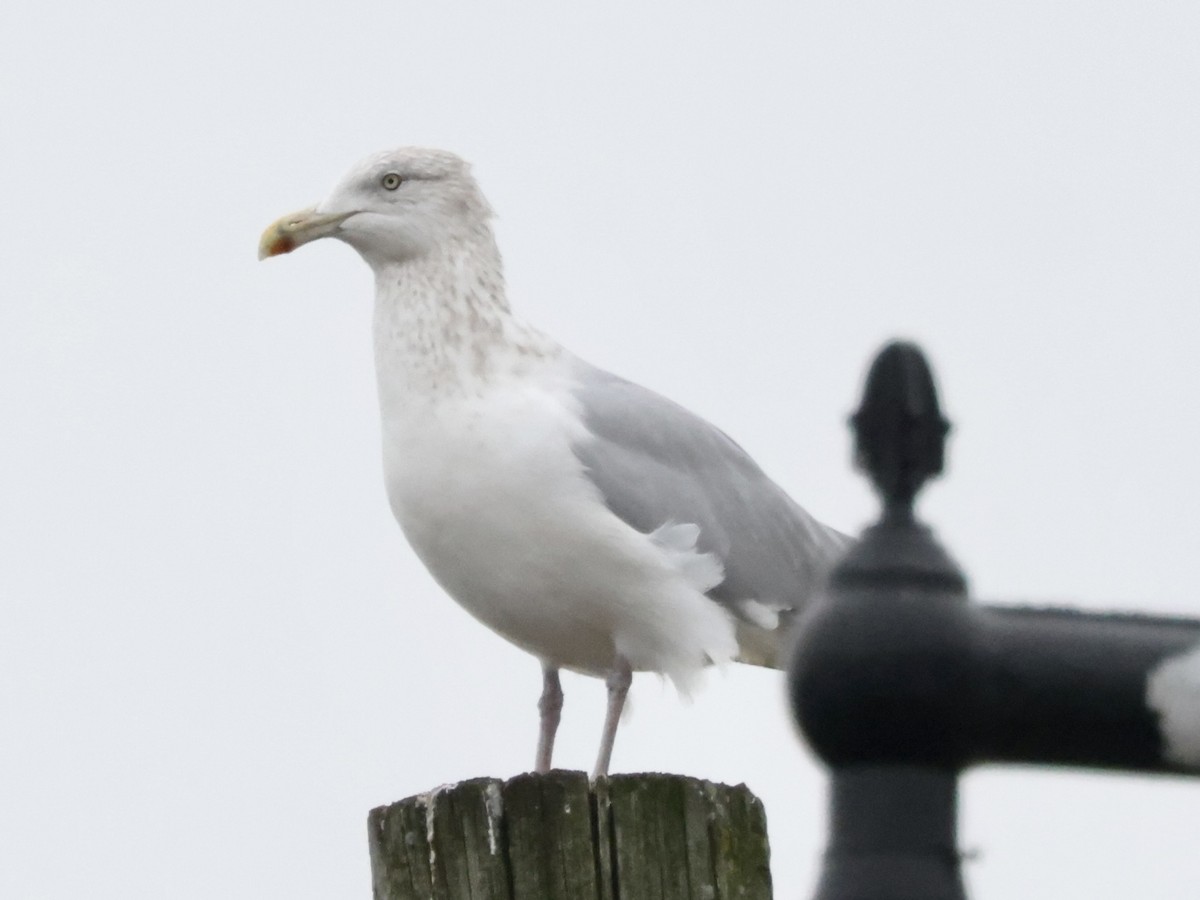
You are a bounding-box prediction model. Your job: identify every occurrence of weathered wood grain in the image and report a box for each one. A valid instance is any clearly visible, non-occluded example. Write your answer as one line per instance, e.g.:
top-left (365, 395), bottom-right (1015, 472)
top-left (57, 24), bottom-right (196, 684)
top-left (368, 771), bottom-right (772, 900)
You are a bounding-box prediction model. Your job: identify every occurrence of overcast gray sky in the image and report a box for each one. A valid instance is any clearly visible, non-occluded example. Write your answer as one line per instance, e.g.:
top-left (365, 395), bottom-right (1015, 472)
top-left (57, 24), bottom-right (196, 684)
top-left (2, 2), bottom-right (1199, 898)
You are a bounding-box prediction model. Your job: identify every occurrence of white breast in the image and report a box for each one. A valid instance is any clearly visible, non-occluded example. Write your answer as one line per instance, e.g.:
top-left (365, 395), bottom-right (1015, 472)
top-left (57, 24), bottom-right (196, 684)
top-left (376, 361), bottom-right (739, 690)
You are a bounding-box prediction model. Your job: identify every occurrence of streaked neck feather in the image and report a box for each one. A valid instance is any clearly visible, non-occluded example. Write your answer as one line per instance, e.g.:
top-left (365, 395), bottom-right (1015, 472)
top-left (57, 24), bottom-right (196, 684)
top-left (372, 231), bottom-right (556, 402)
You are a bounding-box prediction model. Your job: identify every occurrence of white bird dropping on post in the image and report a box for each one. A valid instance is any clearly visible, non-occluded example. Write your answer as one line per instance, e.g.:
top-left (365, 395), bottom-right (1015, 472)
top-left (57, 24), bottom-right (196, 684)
top-left (260, 147), bottom-right (850, 778)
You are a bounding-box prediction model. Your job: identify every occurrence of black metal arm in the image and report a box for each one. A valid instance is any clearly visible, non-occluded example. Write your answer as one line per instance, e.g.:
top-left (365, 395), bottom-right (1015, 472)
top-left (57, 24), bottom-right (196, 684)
top-left (787, 342), bottom-right (1200, 900)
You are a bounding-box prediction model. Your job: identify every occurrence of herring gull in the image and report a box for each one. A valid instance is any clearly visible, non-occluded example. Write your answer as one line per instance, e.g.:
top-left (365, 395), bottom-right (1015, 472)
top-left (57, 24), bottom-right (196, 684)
top-left (259, 147), bottom-right (850, 778)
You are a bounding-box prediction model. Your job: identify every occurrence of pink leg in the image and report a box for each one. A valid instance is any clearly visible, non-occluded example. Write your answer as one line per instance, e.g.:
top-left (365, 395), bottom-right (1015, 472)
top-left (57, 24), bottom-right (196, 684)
top-left (591, 659), bottom-right (632, 780)
top-left (535, 664), bottom-right (563, 774)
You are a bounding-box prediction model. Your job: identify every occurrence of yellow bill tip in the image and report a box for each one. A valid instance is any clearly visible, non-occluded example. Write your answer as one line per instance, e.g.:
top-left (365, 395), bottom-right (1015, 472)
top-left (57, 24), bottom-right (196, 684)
top-left (257, 223), bottom-right (296, 260)
top-left (257, 207), bottom-right (356, 261)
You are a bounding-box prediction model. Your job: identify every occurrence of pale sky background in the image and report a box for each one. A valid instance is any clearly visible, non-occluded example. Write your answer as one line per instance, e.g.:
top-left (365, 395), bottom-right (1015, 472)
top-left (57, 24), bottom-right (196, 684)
top-left (2, 3), bottom-right (1199, 898)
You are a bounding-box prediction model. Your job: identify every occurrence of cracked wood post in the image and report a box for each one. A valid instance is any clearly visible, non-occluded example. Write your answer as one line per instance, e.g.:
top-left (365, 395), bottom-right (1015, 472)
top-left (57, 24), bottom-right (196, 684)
top-left (367, 770), bottom-right (773, 900)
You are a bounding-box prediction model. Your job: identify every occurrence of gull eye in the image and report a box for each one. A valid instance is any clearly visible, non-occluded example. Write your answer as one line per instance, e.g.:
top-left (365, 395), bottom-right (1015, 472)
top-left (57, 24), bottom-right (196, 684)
top-left (381, 172), bottom-right (404, 191)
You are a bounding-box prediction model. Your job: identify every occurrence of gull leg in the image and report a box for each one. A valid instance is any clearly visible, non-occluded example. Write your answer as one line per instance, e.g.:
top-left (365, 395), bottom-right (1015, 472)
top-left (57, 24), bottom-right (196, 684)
top-left (591, 658), bottom-right (633, 780)
top-left (535, 663), bottom-right (563, 774)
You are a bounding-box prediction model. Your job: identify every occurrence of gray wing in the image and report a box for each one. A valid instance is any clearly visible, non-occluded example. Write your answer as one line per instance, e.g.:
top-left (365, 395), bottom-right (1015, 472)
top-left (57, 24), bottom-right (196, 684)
top-left (570, 358), bottom-right (852, 665)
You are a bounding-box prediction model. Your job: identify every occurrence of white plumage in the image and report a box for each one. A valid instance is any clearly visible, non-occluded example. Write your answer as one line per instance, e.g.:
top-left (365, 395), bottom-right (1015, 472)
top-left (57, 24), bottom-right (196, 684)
top-left (260, 147), bottom-right (849, 777)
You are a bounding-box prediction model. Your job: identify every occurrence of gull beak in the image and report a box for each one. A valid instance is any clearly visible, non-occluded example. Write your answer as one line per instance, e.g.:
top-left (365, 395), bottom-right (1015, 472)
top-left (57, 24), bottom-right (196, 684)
top-left (258, 207), bottom-right (356, 260)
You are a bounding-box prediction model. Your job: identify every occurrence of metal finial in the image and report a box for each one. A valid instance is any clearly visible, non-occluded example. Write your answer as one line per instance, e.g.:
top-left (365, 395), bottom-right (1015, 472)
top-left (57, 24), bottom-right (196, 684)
top-left (850, 341), bottom-right (950, 516)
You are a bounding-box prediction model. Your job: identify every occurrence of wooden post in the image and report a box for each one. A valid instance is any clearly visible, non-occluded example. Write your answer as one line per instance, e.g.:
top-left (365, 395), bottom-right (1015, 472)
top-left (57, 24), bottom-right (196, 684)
top-left (368, 770), bottom-right (772, 900)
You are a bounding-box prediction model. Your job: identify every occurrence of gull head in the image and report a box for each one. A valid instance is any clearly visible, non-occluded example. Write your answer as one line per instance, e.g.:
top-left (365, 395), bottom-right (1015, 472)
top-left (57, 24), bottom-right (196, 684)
top-left (259, 147), bottom-right (492, 269)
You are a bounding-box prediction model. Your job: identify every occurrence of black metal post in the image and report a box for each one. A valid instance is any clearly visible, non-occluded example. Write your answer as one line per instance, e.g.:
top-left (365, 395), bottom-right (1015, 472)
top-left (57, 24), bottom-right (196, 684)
top-left (787, 341), bottom-right (1200, 900)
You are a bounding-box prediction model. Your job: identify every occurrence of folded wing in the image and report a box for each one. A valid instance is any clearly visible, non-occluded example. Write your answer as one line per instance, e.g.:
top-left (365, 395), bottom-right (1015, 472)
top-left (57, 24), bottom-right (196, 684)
top-left (570, 358), bottom-right (852, 666)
